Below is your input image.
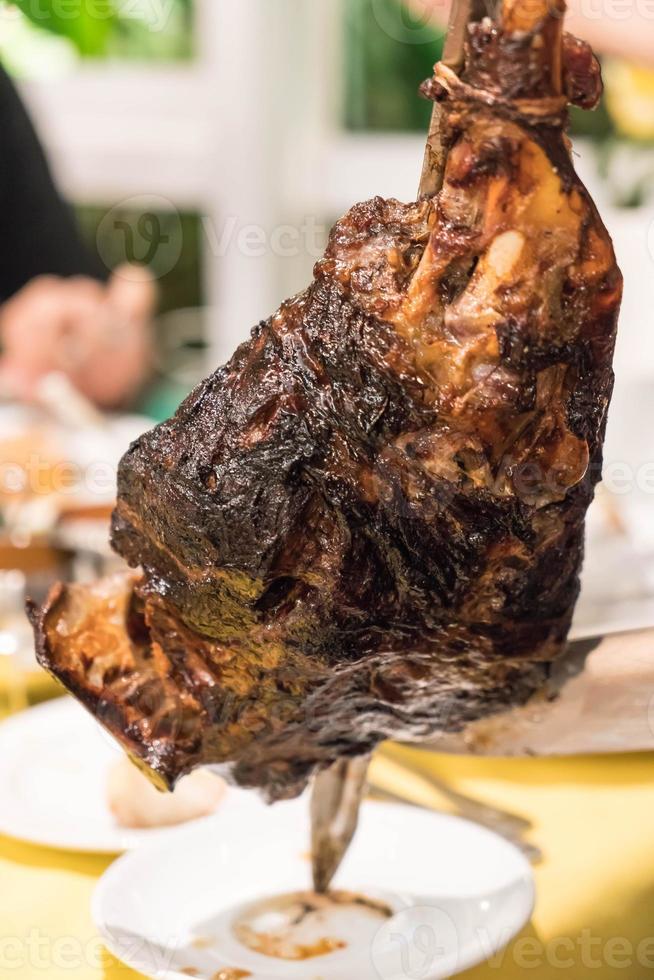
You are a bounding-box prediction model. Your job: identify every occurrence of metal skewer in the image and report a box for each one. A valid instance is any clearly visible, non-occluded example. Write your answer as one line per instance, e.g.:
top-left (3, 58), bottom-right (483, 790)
top-left (310, 0), bottom-right (492, 896)
top-left (310, 755), bottom-right (370, 894)
top-left (419, 0), bottom-right (489, 197)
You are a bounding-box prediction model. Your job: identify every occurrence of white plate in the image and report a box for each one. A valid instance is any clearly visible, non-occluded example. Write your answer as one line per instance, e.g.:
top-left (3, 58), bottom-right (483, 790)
top-left (93, 798), bottom-right (534, 980)
top-left (0, 697), bottom-right (243, 853)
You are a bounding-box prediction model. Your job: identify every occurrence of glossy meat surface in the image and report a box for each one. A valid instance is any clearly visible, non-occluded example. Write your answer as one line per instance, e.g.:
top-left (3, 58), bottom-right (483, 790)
top-left (33, 4), bottom-right (622, 800)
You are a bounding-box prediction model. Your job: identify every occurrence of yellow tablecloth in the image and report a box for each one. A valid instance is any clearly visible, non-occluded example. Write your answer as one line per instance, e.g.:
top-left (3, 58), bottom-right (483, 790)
top-left (1, 745), bottom-right (654, 979)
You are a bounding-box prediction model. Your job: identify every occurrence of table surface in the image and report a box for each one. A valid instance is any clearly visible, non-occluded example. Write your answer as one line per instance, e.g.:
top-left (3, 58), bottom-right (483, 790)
top-left (1, 735), bottom-right (654, 979)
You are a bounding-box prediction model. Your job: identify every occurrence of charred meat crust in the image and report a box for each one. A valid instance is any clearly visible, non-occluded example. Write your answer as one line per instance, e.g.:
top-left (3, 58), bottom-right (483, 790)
top-left (32, 11), bottom-right (621, 801)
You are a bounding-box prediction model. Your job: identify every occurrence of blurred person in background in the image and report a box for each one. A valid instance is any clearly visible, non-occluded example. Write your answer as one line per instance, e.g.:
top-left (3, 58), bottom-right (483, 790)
top-left (0, 66), bottom-right (155, 410)
top-left (0, 0), bottom-right (647, 417)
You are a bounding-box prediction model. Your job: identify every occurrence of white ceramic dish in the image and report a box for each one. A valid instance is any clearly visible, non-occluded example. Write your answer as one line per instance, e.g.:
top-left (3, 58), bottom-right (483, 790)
top-left (0, 697), bottom-right (241, 853)
top-left (93, 796), bottom-right (534, 980)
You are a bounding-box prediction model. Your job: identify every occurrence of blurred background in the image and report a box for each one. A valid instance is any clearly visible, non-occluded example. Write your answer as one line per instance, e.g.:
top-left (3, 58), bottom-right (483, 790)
top-left (0, 0), bottom-right (653, 703)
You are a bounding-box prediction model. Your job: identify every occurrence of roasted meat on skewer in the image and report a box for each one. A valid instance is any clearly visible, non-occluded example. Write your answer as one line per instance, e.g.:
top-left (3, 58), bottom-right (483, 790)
top-left (32, 0), bottom-right (622, 803)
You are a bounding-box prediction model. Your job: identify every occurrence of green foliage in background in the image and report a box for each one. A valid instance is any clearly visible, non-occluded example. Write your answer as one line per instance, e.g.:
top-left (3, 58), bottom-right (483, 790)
top-left (345, 0), bottom-right (618, 144)
top-left (10, 0), bottom-right (116, 56)
top-left (345, 0), bottom-right (443, 131)
top-left (569, 100), bottom-right (614, 142)
top-left (108, 0), bottom-right (193, 60)
top-left (5, 0), bottom-right (193, 62)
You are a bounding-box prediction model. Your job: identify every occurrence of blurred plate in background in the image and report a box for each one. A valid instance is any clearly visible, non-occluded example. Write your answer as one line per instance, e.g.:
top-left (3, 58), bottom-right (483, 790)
top-left (0, 697), bottom-right (243, 853)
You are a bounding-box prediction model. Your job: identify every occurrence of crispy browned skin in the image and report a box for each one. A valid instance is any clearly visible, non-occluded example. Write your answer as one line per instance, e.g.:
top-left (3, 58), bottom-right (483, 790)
top-left (32, 4), bottom-right (622, 800)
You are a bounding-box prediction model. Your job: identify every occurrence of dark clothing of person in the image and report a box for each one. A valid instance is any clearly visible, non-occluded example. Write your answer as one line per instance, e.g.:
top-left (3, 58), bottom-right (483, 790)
top-left (0, 66), bottom-right (107, 302)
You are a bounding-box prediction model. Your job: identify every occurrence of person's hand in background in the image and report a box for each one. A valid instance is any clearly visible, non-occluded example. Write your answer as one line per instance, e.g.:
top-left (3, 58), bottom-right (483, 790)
top-left (0, 265), bottom-right (155, 410)
top-left (407, 0), bottom-right (654, 70)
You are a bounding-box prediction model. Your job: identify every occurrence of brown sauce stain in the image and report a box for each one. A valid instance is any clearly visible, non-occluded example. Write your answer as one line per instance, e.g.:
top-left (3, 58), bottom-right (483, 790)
top-left (234, 924), bottom-right (345, 961)
top-left (327, 890), bottom-right (393, 919)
